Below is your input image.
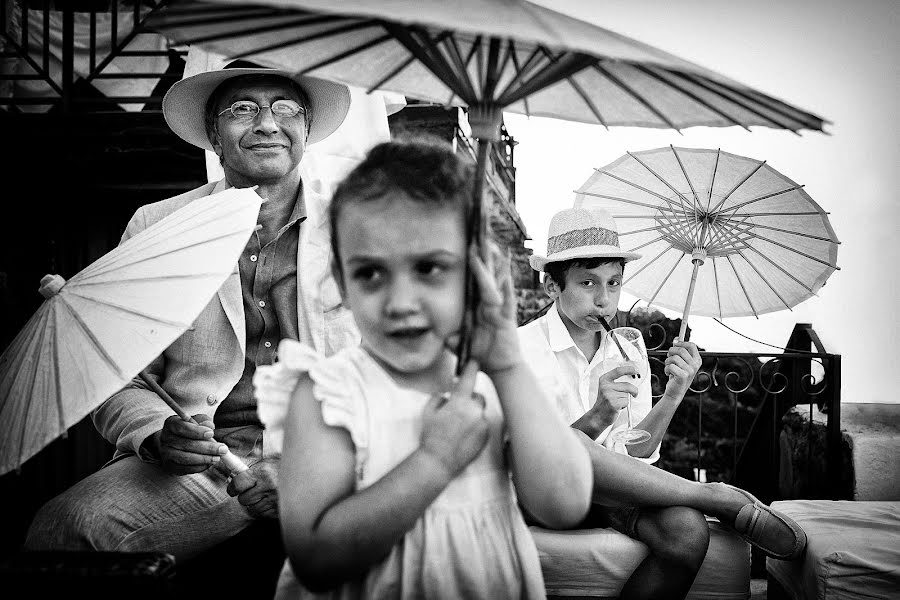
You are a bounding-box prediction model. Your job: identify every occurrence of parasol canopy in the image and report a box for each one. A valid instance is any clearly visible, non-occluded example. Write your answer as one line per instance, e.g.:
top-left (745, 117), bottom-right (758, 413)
top-left (574, 145), bottom-right (840, 338)
top-left (0, 187), bottom-right (262, 475)
top-left (148, 0), bottom-right (828, 137)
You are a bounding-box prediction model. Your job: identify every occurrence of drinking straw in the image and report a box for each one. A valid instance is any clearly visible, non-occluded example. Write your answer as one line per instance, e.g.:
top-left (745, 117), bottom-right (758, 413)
top-left (599, 317), bottom-right (630, 361)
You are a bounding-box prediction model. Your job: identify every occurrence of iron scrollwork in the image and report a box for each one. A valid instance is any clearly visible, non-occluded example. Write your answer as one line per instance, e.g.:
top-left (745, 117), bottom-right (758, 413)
top-left (636, 322), bottom-right (830, 399)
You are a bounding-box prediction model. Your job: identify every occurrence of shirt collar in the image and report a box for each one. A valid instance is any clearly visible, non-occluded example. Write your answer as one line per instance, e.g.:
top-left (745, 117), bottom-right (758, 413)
top-left (220, 177), bottom-right (308, 229)
top-left (287, 179), bottom-right (307, 226)
top-left (547, 303), bottom-right (578, 352)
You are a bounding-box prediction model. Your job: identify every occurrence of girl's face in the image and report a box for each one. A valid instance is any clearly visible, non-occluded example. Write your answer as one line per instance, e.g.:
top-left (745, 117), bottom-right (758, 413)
top-left (335, 193), bottom-right (467, 385)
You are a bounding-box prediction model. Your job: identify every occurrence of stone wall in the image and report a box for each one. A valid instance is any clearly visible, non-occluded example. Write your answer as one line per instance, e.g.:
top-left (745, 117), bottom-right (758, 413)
top-left (486, 186), bottom-right (547, 324)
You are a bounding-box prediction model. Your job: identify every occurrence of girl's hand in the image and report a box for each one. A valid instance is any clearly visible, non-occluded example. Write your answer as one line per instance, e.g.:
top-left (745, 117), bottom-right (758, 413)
top-left (420, 361), bottom-right (489, 478)
top-left (453, 243), bottom-right (522, 374)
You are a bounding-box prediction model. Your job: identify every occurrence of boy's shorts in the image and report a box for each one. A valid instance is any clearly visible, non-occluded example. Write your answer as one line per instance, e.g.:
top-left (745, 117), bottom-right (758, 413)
top-left (581, 504), bottom-right (643, 539)
top-left (520, 502), bottom-right (642, 539)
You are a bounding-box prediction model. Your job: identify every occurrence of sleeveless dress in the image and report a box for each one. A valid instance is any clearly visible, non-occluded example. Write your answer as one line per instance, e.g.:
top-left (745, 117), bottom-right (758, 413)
top-left (253, 339), bottom-right (546, 600)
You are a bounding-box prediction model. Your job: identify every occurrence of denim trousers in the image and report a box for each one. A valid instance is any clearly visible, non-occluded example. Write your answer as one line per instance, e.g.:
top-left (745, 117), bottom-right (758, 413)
top-left (24, 452), bottom-right (257, 562)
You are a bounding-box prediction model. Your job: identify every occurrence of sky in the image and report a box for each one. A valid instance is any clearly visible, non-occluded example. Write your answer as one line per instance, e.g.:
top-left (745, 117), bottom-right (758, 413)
top-left (500, 0), bottom-right (900, 404)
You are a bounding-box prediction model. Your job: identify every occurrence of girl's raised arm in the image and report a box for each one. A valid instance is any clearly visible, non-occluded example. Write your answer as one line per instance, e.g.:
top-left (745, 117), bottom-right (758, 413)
top-left (279, 366), bottom-right (488, 592)
top-left (466, 246), bottom-right (593, 529)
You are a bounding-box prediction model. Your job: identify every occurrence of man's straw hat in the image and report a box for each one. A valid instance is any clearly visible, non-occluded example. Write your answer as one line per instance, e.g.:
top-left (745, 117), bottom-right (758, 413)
top-left (163, 60), bottom-right (351, 151)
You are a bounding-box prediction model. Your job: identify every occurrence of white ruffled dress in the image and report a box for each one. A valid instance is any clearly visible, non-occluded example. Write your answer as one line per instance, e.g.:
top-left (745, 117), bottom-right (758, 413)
top-left (253, 339), bottom-right (546, 600)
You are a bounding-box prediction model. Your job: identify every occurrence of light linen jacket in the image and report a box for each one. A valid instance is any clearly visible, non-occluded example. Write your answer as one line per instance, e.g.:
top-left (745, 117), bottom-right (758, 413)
top-left (92, 178), bottom-right (359, 459)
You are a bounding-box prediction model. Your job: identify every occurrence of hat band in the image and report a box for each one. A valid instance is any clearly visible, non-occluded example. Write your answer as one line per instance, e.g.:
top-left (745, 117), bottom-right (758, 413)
top-left (547, 226), bottom-right (620, 255)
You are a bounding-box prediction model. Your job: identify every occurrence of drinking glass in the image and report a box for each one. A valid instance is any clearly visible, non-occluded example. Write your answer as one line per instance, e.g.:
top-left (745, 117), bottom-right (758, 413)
top-left (602, 326), bottom-right (651, 445)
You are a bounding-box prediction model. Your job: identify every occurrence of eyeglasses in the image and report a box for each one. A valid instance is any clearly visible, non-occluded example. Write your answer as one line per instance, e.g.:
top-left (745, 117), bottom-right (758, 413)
top-left (217, 99), bottom-right (306, 120)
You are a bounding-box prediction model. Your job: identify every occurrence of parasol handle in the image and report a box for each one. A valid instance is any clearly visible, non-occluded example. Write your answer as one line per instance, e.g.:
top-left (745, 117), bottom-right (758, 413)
top-left (454, 138), bottom-right (491, 375)
top-left (138, 370), bottom-right (248, 474)
top-left (678, 251), bottom-right (707, 341)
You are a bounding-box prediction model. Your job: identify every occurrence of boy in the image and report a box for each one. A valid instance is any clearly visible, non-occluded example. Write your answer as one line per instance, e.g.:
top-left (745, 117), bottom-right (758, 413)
top-left (519, 206), bottom-right (710, 599)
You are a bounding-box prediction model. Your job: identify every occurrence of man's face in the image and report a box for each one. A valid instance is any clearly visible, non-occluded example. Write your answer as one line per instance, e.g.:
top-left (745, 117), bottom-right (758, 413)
top-left (210, 76), bottom-right (308, 186)
top-left (546, 261), bottom-right (624, 335)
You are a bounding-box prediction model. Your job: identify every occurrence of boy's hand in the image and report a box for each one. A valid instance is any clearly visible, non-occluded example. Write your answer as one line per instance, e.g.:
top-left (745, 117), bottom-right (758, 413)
top-left (663, 339), bottom-right (702, 399)
top-left (593, 364), bottom-right (638, 421)
top-left (420, 361), bottom-right (489, 477)
top-left (449, 243), bottom-right (521, 374)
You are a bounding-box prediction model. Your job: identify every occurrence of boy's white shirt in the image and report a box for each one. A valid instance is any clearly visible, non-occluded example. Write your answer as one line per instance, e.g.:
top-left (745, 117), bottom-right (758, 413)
top-left (518, 303), bottom-right (659, 464)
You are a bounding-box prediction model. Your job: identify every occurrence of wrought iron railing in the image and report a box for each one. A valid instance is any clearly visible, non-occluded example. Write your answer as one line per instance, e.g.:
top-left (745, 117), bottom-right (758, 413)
top-left (643, 319), bottom-right (842, 501)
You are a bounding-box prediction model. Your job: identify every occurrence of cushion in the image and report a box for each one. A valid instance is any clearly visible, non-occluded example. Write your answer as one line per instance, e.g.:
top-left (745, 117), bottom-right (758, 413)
top-left (766, 500), bottom-right (900, 600)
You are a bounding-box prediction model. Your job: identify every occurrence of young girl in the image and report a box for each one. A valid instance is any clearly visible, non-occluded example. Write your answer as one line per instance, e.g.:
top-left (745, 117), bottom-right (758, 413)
top-left (253, 137), bottom-right (592, 599)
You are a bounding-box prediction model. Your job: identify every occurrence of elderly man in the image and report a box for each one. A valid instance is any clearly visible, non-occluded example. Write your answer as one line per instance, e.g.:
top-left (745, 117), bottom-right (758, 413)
top-left (25, 61), bottom-right (359, 560)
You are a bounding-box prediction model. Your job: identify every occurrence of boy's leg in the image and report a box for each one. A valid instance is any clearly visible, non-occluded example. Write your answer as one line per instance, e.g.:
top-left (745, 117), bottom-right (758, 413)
top-left (578, 432), bottom-right (805, 559)
top-left (580, 431), bottom-right (745, 518)
top-left (24, 454), bottom-right (253, 562)
top-left (586, 504), bottom-right (708, 600)
top-left (617, 506), bottom-right (710, 600)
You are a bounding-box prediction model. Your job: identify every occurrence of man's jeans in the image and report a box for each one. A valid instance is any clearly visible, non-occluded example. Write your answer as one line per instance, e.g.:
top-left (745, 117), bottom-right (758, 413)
top-left (24, 453), bottom-right (256, 562)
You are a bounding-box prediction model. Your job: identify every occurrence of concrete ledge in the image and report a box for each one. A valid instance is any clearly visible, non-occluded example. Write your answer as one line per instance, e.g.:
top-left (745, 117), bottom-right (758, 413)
top-left (841, 403), bottom-right (900, 500)
top-left (779, 403), bottom-right (900, 501)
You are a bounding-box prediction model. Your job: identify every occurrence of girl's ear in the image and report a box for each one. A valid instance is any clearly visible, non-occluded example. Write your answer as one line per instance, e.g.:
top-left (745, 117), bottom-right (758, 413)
top-left (543, 274), bottom-right (561, 300)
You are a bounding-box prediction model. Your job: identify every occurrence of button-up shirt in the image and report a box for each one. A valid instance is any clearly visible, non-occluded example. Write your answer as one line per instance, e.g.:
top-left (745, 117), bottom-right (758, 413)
top-left (214, 194), bottom-right (304, 454)
top-left (518, 303), bottom-right (658, 464)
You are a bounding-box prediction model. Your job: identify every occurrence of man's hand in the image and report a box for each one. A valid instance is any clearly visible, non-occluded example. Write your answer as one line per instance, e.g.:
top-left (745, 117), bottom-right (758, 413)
top-left (227, 458), bottom-right (279, 519)
top-left (663, 339), bottom-right (702, 400)
top-left (152, 414), bottom-right (228, 475)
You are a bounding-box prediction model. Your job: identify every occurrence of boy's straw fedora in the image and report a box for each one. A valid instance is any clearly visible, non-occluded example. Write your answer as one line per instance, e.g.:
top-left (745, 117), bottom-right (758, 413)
top-left (529, 207), bottom-right (642, 271)
top-left (163, 60), bottom-right (351, 151)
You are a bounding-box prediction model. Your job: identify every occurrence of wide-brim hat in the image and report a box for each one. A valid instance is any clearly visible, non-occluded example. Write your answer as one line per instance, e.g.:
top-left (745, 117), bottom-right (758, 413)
top-left (163, 61), bottom-right (351, 151)
top-left (529, 206), bottom-right (642, 271)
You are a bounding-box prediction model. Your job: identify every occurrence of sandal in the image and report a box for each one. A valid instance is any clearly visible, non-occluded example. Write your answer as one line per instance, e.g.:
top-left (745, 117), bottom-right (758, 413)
top-left (720, 484), bottom-right (807, 560)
